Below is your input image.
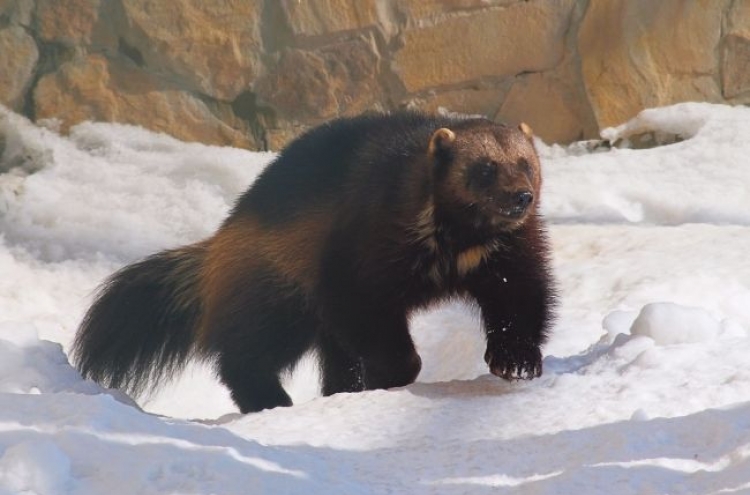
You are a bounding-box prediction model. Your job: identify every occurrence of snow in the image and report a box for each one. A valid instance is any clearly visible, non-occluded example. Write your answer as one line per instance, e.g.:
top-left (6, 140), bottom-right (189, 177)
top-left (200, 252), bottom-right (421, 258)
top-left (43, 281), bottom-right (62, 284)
top-left (1, 102), bottom-right (750, 494)
top-left (630, 303), bottom-right (725, 345)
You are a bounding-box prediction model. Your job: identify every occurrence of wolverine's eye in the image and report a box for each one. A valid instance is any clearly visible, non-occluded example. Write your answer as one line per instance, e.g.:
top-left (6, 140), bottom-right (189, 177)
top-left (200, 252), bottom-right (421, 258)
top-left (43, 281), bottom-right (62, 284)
top-left (468, 160), bottom-right (497, 189)
top-left (518, 158), bottom-right (534, 179)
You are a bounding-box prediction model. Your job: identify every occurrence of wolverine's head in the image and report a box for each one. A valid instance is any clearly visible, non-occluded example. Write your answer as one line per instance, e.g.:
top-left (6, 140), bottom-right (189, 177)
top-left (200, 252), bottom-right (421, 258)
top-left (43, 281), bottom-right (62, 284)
top-left (429, 119), bottom-right (542, 232)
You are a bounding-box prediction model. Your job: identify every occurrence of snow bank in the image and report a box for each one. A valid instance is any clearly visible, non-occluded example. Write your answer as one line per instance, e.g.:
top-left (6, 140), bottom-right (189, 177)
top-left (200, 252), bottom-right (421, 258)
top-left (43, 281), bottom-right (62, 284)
top-left (1, 103), bottom-right (750, 494)
top-left (1, 110), bottom-right (270, 264)
top-left (599, 102), bottom-right (725, 143)
top-left (1, 313), bottom-right (750, 494)
top-left (539, 102), bottom-right (750, 226)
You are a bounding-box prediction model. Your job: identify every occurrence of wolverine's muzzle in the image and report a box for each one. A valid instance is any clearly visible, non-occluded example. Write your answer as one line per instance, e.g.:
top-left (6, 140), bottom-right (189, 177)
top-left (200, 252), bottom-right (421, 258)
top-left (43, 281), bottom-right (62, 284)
top-left (490, 190), bottom-right (534, 221)
top-left (506, 191), bottom-right (533, 218)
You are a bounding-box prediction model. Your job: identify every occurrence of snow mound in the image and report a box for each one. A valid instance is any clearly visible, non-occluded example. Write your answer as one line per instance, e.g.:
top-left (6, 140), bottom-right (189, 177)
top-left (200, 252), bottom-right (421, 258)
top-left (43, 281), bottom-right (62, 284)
top-left (600, 102), bottom-right (728, 144)
top-left (630, 302), bottom-right (722, 345)
top-left (0, 322), bottom-right (133, 402)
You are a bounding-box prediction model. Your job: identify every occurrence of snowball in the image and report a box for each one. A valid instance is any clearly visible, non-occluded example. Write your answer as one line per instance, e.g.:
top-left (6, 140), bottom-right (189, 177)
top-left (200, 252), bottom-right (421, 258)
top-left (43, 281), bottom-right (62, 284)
top-left (630, 302), bottom-right (722, 345)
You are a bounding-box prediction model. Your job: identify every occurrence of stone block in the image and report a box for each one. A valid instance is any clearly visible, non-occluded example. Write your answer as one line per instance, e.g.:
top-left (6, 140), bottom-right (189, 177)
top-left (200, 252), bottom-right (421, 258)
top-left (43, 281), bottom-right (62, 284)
top-left (280, 0), bottom-right (379, 36)
top-left (722, 1), bottom-right (750, 100)
top-left (579, 0), bottom-right (725, 129)
top-left (392, 0), bottom-right (574, 93)
top-left (257, 35), bottom-right (382, 121)
top-left (118, 0), bottom-right (263, 101)
top-left (35, 0), bottom-right (100, 45)
top-left (0, 0), bottom-right (35, 26)
top-left (0, 26), bottom-right (38, 111)
top-left (497, 71), bottom-right (598, 144)
top-left (33, 54), bottom-right (255, 148)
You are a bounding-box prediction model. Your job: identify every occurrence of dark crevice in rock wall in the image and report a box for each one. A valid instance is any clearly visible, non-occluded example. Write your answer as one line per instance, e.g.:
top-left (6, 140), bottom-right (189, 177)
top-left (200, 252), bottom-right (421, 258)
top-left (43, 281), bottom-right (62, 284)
top-left (118, 37), bottom-right (144, 68)
top-left (260, 0), bottom-right (294, 57)
top-left (560, 0), bottom-right (597, 142)
top-left (373, 7), bottom-right (407, 111)
top-left (717, 0), bottom-right (732, 100)
top-left (720, 0), bottom-right (750, 101)
top-left (0, 12), bottom-right (12, 29)
top-left (230, 91), bottom-right (276, 152)
top-left (21, 40), bottom-right (74, 122)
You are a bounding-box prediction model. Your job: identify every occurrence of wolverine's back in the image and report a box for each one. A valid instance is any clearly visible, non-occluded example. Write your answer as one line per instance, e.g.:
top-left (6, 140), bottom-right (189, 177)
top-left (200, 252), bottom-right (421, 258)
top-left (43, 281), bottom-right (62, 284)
top-left (230, 111), bottom-right (454, 226)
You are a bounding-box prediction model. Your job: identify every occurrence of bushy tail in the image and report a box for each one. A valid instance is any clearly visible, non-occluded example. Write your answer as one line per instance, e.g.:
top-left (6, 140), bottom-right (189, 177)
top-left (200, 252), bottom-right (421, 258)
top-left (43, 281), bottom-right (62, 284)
top-left (73, 243), bottom-right (207, 397)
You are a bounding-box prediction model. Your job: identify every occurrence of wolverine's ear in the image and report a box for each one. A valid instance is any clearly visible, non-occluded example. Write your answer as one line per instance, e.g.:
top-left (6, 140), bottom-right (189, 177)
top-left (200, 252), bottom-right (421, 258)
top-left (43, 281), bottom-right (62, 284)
top-left (428, 128), bottom-right (456, 155)
top-left (519, 122), bottom-right (534, 141)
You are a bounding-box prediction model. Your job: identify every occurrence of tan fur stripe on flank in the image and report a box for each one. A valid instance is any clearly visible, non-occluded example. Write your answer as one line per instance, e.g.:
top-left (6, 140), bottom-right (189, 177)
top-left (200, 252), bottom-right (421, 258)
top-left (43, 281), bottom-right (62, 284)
top-left (165, 242), bottom-right (208, 313)
top-left (197, 211), bottom-right (334, 346)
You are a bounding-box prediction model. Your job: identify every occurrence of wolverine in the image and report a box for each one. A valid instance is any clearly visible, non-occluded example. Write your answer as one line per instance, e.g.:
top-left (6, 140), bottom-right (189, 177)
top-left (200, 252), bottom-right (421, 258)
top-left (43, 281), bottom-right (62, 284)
top-left (73, 111), bottom-right (556, 413)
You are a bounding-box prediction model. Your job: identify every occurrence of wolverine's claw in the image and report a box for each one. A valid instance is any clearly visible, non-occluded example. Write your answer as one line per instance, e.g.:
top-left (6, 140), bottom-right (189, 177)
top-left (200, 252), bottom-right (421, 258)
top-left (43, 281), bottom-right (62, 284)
top-left (485, 344), bottom-right (542, 381)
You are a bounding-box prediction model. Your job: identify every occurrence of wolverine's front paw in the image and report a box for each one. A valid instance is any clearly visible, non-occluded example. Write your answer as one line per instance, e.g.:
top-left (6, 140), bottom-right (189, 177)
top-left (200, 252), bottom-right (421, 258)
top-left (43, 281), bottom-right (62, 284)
top-left (484, 342), bottom-right (542, 381)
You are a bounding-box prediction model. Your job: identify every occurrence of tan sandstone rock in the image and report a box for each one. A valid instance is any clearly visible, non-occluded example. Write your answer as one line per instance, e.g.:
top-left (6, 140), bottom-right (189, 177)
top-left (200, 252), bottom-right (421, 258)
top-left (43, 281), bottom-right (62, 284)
top-left (0, 0), bottom-right (34, 26)
top-left (280, 0), bottom-right (380, 36)
top-left (497, 70), bottom-right (598, 144)
top-left (396, 0), bottom-right (519, 24)
top-left (413, 87), bottom-right (509, 119)
top-left (117, 0), bottom-right (263, 101)
top-left (257, 35), bottom-right (382, 121)
top-left (35, 0), bottom-right (101, 46)
top-left (722, 0), bottom-right (750, 100)
top-left (0, 26), bottom-right (39, 111)
top-left (392, 1), bottom-right (575, 94)
top-left (33, 54), bottom-right (255, 147)
top-left (579, 0), bottom-right (726, 130)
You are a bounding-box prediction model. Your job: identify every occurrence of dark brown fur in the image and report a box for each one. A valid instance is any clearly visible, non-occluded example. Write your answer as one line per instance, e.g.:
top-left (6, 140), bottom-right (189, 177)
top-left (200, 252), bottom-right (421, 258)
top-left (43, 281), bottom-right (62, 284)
top-left (73, 112), bottom-right (556, 413)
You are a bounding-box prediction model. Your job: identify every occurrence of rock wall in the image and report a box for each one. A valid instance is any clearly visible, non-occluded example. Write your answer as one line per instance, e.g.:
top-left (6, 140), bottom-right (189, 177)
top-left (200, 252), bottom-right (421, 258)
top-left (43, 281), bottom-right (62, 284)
top-left (1, 0), bottom-right (749, 150)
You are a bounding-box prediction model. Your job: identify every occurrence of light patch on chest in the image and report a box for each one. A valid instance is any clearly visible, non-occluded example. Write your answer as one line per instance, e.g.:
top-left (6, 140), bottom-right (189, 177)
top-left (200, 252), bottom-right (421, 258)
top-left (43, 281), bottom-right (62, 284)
top-left (456, 242), bottom-right (498, 277)
top-left (409, 201), bottom-right (501, 283)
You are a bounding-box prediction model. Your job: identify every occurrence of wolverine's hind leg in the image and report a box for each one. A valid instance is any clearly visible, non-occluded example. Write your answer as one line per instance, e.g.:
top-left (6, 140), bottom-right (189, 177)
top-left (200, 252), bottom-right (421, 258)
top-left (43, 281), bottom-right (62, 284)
top-left (202, 273), bottom-right (316, 413)
top-left (319, 242), bottom-right (422, 395)
top-left (318, 331), bottom-right (364, 396)
top-left (318, 305), bottom-right (422, 396)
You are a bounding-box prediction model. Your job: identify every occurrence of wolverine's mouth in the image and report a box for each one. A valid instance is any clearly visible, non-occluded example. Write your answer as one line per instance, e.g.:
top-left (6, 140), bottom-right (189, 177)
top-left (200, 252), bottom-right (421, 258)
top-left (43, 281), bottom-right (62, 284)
top-left (501, 206), bottom-right (528, 219)
top-left (478, 206), bottom-right (530, 231)
top-left (493, 209), bottom-right (529, 227)
top-left (486, 190), bottom-right (534, 222)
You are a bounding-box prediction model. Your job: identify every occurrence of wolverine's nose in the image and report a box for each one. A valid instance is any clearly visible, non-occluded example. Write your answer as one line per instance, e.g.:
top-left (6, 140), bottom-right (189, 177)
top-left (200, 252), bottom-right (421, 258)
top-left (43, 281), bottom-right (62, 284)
top-left (511, 191), bottom-right (533, 212)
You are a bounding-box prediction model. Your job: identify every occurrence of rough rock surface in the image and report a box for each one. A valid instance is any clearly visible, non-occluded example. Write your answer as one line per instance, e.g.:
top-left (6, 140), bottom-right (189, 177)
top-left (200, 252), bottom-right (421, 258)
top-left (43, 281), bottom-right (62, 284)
top-left (579, 0), bottom-right (727, 130)
top-left (34, 54), bottom-right (256, 148)
top-left (0, 26), bottom-right (38, 112)
top-left (0, 0), bottom-right (748, 149)
top-left (116, 0), bottom-right (263, 101)
top-left (723, 0), bottom-right (750, 100)
top-left (392, 1), bottom-right (574, 93)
